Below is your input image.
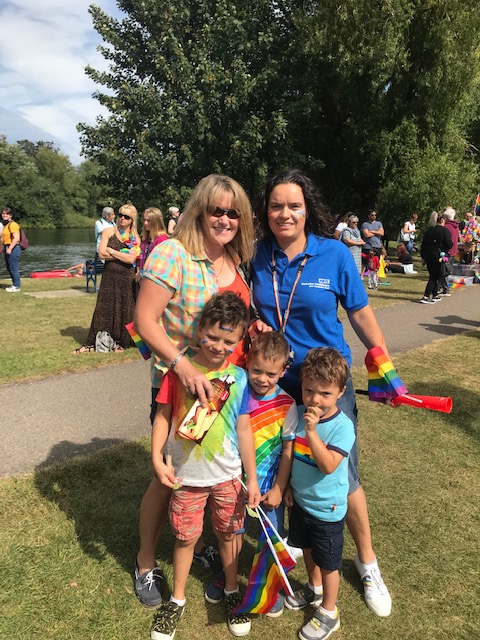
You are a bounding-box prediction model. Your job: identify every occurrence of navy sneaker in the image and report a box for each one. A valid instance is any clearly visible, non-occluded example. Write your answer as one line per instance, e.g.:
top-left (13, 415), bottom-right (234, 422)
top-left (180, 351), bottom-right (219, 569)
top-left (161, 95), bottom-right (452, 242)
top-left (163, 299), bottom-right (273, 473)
top-left (205, 572), bottom-right (226, 604)
top-left (193, 545), bottom-right (223, 573)
top-left (134, 561), bottom-right (163, 609)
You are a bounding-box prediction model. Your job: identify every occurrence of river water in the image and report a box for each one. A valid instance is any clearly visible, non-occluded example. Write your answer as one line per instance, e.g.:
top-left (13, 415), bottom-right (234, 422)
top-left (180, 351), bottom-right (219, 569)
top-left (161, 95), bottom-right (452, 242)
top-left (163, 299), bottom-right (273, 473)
top-left (10, 228), bottom-right (96, 277)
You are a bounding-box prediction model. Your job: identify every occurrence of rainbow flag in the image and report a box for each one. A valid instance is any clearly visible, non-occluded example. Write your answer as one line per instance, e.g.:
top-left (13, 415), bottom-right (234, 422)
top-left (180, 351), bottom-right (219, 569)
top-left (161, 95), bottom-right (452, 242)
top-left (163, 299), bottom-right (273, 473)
top-left (365, 346), bottom-right (407, 401)
top-left (474, 193), bottom-right (480, 215)
top-left (234, 511), bottom-right (295, 614)
top-left (125, 322), bottom-right (152, 360)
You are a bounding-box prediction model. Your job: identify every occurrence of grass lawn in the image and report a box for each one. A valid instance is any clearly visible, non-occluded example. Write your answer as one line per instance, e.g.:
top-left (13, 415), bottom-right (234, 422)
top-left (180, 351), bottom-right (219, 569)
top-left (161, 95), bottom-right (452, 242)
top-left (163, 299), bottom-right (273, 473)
top-left (1, 331), bottom-right (479, 639)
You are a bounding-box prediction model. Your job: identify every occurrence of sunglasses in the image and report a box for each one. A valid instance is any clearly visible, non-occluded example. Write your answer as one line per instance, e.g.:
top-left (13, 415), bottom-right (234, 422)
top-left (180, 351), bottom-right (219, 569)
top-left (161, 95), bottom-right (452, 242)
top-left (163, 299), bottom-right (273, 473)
top-left (118, 213), bottom-right (132, 220)
top-left (210, 207), bottom-right (240, 220)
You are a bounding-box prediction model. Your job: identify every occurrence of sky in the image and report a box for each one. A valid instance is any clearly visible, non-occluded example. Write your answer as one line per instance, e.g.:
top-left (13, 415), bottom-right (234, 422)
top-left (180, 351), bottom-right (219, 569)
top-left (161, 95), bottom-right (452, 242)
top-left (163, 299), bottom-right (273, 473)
top-left (0, 0), bottom-right (122, 164)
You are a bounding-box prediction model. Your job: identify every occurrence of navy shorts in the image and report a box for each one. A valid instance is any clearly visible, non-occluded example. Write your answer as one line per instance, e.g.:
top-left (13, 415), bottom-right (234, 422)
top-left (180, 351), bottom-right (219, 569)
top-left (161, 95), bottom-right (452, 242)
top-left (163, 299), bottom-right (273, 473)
top-left (288, 500), bottom-right (345, 572)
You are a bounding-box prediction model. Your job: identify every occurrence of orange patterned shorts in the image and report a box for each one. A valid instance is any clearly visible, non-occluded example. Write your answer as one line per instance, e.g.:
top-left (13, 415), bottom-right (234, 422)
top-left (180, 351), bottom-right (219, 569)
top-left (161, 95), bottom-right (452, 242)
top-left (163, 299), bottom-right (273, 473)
top-left (169, 477), bottom-right (246, 541)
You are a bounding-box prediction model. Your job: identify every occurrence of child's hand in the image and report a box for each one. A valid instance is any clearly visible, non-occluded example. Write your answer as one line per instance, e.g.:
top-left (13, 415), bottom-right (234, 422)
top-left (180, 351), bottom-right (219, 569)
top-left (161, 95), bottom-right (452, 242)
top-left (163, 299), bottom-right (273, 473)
top-left (156, 458), bottom-right (182, 490)
top-left (246, 479), bottom-right (261, 509)
top-left (304, 405), bottom-right (320, 431)
top-left (283, 484), bottom-right (293, 508)
top-left (261, 485), bottom-right (282, 510)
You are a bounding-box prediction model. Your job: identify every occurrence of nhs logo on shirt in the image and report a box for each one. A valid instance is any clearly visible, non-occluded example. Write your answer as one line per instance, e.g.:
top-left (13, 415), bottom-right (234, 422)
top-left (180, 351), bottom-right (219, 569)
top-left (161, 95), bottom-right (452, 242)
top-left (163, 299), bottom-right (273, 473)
top-left (301, 279), bottom-right (331, 290)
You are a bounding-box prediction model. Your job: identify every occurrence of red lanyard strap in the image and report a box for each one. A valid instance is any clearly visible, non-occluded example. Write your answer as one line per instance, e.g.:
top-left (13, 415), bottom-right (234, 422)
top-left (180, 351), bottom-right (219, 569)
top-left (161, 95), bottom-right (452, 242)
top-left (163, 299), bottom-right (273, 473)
top-left (272, 249), bottom-right (308, 333)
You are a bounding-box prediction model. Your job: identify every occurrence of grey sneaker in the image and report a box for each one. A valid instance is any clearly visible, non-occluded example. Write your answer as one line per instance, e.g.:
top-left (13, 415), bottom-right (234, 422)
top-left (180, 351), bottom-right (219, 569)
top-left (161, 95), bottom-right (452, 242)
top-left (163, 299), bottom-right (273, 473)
top-left (299, 609), bottom-right (340, 640)
top-left (431, 296), bottom-right (442, 302)
top-left (151, 600), bottom-right (185, 640)
top-left (419, 297), bottom-right (435, 304)
top-left (205, 572), bottom-right (225, 604)
top-left (265, 593), bottom-right (284, 618)
top-left (193, 545), bottom-right (222, 573)
top-left (134, 561), bottom-right (163, 609)
top-left (285, 583), bottom-right (323, 610)
top-left (225, 591), bottom-right (251, 637)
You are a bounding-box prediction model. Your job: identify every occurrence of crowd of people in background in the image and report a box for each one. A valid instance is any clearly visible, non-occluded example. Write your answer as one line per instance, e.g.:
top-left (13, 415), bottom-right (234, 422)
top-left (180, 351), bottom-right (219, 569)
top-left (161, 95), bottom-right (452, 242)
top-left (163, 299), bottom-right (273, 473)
top-left (334, 204), bottom-right (478, 302)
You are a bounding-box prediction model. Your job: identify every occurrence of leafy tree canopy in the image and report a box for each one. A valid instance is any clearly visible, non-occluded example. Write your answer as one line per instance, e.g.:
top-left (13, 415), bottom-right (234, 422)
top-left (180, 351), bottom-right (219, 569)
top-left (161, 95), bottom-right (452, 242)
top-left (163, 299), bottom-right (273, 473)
top-left (80, 0), bottom-right (480, 229)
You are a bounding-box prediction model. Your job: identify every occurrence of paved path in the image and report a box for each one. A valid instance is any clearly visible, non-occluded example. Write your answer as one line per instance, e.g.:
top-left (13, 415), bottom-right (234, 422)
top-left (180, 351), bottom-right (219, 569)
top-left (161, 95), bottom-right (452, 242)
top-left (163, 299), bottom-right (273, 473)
top-left (1, 286), bottom-right (479, 478)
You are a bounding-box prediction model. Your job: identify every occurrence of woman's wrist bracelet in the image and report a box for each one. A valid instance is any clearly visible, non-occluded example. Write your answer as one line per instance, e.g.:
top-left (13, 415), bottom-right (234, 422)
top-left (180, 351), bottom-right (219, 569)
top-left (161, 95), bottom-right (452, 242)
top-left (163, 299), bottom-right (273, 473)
top-left (170, 353), bottom-right (185, 371)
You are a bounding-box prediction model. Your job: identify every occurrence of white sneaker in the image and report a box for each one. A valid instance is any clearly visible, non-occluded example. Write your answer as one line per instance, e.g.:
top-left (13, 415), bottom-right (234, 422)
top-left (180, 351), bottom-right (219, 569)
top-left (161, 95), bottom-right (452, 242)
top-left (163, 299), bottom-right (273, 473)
top-left (5, 285), bottom-right (21, 292)
top-left (354, 555), bottom-right (392, 617)
top-left (283, 537), bottom-right (303, 560)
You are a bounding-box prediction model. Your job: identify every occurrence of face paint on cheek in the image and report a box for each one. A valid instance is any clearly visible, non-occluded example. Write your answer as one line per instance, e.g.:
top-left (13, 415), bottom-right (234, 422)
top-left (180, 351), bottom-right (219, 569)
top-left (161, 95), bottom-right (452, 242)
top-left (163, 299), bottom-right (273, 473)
top-left (201, 340), bottom-right (208, 344)
top-left (291, 209), bottom-right (305, 221)
top-left (226, 349), bottom-right (234, 354)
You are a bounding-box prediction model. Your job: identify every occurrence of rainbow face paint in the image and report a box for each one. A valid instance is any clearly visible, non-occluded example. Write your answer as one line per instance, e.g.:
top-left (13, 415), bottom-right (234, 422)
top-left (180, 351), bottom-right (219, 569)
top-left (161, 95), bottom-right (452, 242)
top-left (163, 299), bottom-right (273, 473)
top-left (291, 209), bottom-right (305, 221)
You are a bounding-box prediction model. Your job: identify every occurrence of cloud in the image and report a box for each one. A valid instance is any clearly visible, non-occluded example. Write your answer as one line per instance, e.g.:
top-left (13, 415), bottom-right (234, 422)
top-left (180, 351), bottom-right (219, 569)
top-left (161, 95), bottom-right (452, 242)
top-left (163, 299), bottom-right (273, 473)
top-left (0, 0), bottom-right (120, 163)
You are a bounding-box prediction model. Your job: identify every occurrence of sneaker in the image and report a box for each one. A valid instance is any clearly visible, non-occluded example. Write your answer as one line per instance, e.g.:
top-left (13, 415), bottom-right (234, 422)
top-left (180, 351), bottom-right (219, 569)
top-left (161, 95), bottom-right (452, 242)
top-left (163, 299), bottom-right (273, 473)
top-left (431, 296), bottom-right (442, 302)
top-left (225, 591), bottom-right (251, 637)
top-left (440, 292), bottom-right (451, 296)
top-left (354, 555), bottom-right (392, 617)
top-left (419, 297), bottom-right (435, 304)
top-left (193, 545), bottom-right (222, 573)
top-left (151, 600), bottom-right (185, 640)
top-left (299, 608), bottom-right (340, 640)
top-left (205, 572), bottom-right (225, 604)
top-left (265, 593), bottom-right (284, 618)
top-left (283, 538), bottom-right (303, 560)
top-left (285, 583), bottom-right (323, 610)
top-left (5, 285), bottom-right (20, 292)
top-left (134, 561), bottom-right (163, 609)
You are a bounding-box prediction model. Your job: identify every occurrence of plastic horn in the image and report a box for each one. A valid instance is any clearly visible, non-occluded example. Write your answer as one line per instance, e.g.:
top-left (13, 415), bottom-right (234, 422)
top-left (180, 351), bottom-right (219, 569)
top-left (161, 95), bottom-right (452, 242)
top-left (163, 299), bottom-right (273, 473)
top-left (390, 394), bottom-right (453, 414)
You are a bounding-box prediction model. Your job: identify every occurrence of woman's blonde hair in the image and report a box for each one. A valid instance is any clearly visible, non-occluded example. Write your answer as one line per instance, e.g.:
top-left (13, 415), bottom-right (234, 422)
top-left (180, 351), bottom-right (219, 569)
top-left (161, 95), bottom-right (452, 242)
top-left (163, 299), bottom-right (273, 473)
top-left (117, 203), bottom-right (139, 237)
top-left (142, 207), bottom-right (166, 241)
top-left (173, 174), bottom-right (255, 263)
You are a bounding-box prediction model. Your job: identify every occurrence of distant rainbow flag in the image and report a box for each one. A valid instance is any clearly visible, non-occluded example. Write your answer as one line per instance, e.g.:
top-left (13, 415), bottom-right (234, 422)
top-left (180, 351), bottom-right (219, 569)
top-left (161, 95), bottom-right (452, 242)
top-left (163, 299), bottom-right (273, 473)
top-left (234, 509), bottom-right (295, 614)
top-left (365, 346), bottom-right (407, 401)
top-left (125, 322), bottom-right (152, 360)
top-left (474, 193), bottom-right (480, 215)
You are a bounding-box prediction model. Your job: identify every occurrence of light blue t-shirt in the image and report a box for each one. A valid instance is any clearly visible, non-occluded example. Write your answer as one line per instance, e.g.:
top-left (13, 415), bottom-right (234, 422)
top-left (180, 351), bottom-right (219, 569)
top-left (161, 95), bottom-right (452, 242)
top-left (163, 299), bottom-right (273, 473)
top-left (290, 406), bottom-right (355, 522)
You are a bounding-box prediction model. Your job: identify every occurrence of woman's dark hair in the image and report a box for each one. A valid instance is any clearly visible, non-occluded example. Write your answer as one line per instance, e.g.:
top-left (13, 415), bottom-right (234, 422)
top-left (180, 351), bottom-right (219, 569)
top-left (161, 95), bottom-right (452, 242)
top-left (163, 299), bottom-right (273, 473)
top-left (255, 169), bottom-right (335, 239)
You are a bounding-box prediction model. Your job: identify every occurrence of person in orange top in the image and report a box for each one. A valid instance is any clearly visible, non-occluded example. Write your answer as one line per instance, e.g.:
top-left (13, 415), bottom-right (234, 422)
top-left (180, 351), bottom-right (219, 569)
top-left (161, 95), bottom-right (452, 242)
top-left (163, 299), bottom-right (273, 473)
top-left (1, 207), bottom-right (22, 292)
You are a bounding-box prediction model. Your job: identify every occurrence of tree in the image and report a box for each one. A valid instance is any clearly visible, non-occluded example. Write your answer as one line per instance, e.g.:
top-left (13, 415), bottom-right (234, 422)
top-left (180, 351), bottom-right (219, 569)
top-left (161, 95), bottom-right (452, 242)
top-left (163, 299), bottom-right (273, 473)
top-left (79, 0), bottom-right (293, 208)
top-left (80, 0), bottom-right (480, 222)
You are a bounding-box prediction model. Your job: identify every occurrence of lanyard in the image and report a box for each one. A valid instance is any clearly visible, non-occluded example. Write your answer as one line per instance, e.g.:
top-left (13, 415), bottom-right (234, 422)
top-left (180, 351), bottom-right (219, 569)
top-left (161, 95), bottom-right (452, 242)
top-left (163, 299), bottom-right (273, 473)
top-left (271, 248), bottom-right (308, 333)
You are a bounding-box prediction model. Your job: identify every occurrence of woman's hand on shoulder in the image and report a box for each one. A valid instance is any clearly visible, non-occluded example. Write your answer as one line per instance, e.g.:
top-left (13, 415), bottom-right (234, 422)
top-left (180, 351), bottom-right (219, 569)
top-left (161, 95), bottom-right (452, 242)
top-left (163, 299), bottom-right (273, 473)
top-left (174, 356), bottom-right (214, 406)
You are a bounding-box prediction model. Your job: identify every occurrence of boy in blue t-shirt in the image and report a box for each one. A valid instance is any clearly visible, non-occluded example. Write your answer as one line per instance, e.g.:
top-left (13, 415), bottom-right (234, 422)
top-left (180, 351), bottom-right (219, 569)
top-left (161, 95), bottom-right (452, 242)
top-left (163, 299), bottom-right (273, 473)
top-left (284, 348), bottom-right (355, 640)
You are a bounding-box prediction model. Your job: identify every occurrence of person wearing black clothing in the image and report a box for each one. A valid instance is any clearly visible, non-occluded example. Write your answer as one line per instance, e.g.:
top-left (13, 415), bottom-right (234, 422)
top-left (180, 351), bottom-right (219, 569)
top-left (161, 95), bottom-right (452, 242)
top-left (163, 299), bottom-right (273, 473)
top-left (419, 215), bottom-right (453, 303)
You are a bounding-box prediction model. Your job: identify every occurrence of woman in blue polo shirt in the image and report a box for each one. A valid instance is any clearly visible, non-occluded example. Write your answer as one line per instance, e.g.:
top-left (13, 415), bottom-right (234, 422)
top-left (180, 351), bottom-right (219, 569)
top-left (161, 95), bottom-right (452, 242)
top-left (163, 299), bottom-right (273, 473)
top-left (251, 169), bottom-right (393, 618)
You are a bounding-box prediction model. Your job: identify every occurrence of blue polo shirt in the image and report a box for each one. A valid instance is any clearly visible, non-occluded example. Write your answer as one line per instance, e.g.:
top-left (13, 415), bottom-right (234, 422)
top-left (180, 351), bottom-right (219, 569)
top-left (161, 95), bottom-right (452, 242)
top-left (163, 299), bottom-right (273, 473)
top-left (251, 235), bottom-right (368, 394)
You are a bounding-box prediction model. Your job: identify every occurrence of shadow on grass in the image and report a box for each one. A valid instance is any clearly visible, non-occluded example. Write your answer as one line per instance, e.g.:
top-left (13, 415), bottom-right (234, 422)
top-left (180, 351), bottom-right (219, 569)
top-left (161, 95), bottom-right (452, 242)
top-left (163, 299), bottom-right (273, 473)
top-left (410, 380), bottom-right (480, 442)
top-left (60, 325), bottom-right (90, 343)
top-left (34, 440), bottom-right (154, 574)
top-left (33, 439), bottom-right (259, 597)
